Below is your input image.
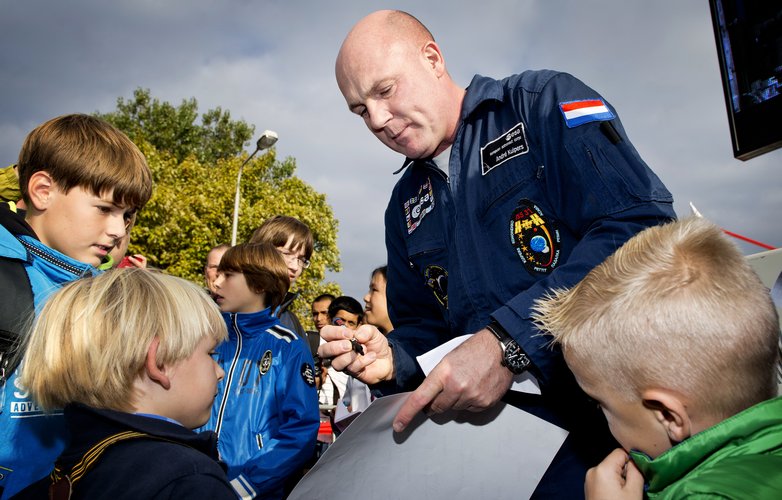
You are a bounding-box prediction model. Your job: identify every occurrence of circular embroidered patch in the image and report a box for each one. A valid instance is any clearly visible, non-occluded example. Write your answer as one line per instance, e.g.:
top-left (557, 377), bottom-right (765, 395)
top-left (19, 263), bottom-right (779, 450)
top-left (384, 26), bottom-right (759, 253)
top-left (424, 265), bottom-right (448, 308)
top-left (260, 350), bottom-right (272, 375)
top-left (509, 199), bottom-right (561, 275)
top-left (301, 363), bottom-right (316, 387)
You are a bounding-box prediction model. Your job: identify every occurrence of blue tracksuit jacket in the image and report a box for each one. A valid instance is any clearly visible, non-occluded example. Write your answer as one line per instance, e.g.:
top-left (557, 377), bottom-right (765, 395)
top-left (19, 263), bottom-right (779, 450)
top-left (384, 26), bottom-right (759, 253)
top-left (204, 308), bottom-right (319, 500)
top-left (0, 204), bottom-right (98, 499)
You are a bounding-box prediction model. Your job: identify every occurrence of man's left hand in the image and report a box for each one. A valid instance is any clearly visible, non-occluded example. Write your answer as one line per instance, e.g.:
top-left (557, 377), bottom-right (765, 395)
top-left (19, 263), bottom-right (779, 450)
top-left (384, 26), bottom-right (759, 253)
top-left (392, 328), bottom-right (513, 432)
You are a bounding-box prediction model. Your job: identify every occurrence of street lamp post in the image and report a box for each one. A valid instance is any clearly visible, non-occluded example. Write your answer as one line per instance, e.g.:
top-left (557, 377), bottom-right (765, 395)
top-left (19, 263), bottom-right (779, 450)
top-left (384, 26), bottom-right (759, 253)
top-left (231, 130), bottom-right (278, 246)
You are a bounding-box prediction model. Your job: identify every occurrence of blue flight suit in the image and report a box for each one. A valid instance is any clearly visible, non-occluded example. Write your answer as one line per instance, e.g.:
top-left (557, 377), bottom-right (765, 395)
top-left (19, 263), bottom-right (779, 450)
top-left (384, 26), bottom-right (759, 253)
top-left (383, 70), bottom-right (676, 498)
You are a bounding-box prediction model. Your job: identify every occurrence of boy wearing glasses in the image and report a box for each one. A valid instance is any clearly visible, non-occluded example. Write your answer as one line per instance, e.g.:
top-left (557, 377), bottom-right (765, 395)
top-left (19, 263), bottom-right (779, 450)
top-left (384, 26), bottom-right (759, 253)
top-left (250, 215), bottom-right (313, 339)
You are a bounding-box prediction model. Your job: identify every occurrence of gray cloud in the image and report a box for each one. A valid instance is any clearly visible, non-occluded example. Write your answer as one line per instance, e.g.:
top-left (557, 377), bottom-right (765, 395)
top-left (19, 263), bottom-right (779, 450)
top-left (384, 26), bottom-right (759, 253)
top-left (2, 0), bottom-right (780, 301)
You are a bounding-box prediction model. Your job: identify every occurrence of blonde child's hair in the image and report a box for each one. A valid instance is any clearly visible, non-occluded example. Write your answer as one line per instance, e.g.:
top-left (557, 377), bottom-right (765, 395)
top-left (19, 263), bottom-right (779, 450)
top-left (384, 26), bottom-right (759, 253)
top-left (17, 114), bottom-right (153, 210)
top-left (533, 217), bottom-right (779, 419)
top-left (249, 215), bottom-right (314, 260)
top-left (218, 243), bottom-right (290, 310)
top-left (19, 269), bottom-right (227, 411)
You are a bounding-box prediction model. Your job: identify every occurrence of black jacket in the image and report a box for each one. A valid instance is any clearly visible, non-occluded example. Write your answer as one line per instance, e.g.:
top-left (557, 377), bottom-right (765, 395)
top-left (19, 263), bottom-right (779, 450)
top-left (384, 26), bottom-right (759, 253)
top-left (278, 291), bottom-right (305, 337)
top-left (13, 404), bottom-right (235, 499)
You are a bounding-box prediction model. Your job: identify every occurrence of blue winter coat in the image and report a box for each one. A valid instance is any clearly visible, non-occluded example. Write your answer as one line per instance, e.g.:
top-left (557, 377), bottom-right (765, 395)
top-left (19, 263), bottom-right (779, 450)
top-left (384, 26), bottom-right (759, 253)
top-left (0, 205), bottom-right (98, 499)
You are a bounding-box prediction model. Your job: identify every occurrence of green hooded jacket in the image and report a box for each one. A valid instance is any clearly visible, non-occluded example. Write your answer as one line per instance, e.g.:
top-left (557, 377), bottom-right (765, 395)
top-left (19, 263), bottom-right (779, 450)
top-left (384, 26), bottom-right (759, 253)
top-left (631, 396), bottom-right (782, 499)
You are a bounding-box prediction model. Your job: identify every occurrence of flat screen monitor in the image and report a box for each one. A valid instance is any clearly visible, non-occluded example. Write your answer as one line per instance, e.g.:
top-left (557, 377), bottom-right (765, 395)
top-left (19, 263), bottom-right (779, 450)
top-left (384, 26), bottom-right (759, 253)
top-left (709, 0), bottom-right (782, 160)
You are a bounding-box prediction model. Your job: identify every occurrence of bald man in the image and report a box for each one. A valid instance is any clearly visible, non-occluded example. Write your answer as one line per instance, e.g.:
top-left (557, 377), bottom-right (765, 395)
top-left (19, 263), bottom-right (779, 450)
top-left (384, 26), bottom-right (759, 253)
top-left (321, 10), bottom-right (675, 497)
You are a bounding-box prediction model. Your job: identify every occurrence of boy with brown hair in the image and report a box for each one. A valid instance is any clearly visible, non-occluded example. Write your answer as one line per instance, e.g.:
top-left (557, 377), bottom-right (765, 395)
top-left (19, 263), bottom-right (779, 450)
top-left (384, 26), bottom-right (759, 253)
top-left (249, 215), bottom-right (314, 338)
top-left (533, 217), bottom-right (782, 499)
top-left (0, 114), bottom-right (153, 498)
top-left (205, 242), bottom-right (319, 499)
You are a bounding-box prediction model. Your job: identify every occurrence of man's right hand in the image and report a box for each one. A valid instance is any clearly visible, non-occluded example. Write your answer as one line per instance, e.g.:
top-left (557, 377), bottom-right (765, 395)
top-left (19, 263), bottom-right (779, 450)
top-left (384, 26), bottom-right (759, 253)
top-left (318, 324), bottom-right (395, 384)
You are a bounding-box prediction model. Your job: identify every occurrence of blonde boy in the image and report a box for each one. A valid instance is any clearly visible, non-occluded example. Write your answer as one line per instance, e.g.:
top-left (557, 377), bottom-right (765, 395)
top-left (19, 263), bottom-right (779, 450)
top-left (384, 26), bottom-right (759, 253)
top-left (17, 269), bottom-right (234, 498)
top-left (0, 114), bottom-right (152, 498)
top-left (206, 243), bottom-right (319, 499)
top-left (533, 217), bottom-right (782, 499)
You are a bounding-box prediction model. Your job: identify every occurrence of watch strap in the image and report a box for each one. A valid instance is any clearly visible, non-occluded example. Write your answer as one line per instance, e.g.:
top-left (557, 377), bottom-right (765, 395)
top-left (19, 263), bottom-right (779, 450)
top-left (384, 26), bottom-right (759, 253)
top-left (486, 320), bottom-right (531, 374)
top-left (486, 320), bottom-right (511, 343)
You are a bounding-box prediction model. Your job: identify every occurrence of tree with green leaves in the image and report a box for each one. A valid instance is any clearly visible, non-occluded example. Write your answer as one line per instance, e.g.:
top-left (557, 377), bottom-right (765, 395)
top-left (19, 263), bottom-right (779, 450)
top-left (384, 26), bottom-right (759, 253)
top-left (99, 88), bottom-right (255, 165)
top-left (98, 90), bottom-right (342, 327)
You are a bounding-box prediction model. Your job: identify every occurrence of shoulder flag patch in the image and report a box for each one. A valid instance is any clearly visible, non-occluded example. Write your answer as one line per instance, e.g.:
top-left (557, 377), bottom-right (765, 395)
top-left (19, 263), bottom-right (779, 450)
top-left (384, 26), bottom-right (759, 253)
top-left (559, 99), bottom-right (615, 128)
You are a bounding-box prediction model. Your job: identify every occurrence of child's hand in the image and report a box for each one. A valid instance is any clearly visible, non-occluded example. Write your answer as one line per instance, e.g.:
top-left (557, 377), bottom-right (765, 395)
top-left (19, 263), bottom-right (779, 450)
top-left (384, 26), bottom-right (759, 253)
top-left (118, 254), bottom-right (148, 269)
top-left (585, 448), bottom-right (644, 500)
top-left (127, 254), bottom-right (148, 269)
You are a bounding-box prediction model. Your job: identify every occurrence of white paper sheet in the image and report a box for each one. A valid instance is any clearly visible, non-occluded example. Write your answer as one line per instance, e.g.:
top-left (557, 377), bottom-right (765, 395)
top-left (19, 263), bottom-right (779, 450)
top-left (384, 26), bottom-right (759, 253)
top-left (416, 334), bottom-right (541, 395)
top-left (289, 392), bottom-right (569, 500)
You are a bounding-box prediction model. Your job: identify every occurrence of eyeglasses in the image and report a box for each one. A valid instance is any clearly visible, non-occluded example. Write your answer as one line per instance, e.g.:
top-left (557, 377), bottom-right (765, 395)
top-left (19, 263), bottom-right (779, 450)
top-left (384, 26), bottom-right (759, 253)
top-left (278, 248), bottom-right (311, 269)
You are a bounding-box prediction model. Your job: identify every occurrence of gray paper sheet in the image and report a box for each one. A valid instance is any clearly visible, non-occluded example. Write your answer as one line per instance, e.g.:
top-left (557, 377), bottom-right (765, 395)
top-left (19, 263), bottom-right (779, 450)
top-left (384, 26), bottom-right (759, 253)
top-left (289, 392), bottom-right (568, 500)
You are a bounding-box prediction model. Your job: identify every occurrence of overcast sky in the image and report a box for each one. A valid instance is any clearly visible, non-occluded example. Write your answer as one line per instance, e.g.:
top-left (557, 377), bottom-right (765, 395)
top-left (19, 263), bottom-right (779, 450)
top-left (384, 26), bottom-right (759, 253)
top-left (2, 0), bottom-right (780, 301)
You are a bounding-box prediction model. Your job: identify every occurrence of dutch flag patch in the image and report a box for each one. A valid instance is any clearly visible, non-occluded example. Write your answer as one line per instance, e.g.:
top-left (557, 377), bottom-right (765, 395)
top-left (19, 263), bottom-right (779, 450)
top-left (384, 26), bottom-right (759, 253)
top-left (559, 99), bottom-right (616, 128)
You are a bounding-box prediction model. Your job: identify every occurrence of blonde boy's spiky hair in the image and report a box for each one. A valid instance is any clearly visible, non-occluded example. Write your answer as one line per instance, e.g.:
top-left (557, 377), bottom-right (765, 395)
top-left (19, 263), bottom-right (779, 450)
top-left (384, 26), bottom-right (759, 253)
top-left (532, 217), bottom-right (779, 419)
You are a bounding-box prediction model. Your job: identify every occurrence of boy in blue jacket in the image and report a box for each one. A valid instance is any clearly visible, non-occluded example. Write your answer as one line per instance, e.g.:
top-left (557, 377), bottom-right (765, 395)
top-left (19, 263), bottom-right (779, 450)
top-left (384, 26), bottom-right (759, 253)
top-left (0, 114), bottom-right (152, 498)
top-left (204, 242), bottom-right (319, 499)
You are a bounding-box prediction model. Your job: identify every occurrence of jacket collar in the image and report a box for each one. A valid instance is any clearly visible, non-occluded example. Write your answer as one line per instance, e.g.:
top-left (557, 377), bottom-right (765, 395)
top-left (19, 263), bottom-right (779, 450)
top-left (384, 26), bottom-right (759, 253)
top-left (17, 236), bottom-right (98, 279)
top-left (394, 74), bottom-right (503, 175)
top-left (278, 291), bottom-right (298, 313)
top-left (1, 204), bottom-right (96, 280)
top-left (0, 202), bottom-right (36, 240)
top-left (224, 307), bottom-right (279, 337)
top-left (460, 74), bottom-right (505, 121)
top-left (59, 403), bottom-right (221, 468)
top-left (631, 396), bottom-right (782, 493)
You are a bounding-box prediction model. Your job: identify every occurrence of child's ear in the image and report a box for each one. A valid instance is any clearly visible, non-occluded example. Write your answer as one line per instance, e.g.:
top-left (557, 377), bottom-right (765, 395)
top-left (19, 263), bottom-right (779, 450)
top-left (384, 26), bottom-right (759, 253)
top-left (642, 388), bottom-right (692, 443)
top-left (144, 337), bottom-right (171, 390)
top-left (26, 171), bottom-right (56, 211)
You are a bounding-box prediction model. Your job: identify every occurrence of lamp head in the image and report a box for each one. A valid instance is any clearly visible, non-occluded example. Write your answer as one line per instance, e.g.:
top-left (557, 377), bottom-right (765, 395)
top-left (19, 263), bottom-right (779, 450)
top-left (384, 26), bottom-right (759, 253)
top-left (257, 130), bottom-right (279, 150)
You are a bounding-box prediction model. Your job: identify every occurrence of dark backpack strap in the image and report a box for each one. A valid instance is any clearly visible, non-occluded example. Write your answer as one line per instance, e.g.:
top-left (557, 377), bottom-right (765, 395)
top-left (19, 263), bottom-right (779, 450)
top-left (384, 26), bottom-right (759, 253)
top-left (0, 256), bottom-right (34, 380)
top-left (49, 431), bottom-right (150, 500)
top-left (48, 430), bottom-right (197, 500)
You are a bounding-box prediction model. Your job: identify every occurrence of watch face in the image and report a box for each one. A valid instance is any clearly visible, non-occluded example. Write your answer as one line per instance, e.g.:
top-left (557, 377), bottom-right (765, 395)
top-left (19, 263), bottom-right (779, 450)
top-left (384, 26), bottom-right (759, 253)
top-left (504, 342), bottom-right (530, 374)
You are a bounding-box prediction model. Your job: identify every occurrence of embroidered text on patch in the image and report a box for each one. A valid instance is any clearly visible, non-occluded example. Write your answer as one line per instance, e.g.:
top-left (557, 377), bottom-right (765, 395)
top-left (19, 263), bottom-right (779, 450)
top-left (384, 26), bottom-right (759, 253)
top-left (480, 122), bottom-right (529, 175)
top-left (301, 363), bottom-right (316, 387)
top-left (559, 99), bottom-right (616, 128)
top-left (404, 177), bottom-right (435, 234)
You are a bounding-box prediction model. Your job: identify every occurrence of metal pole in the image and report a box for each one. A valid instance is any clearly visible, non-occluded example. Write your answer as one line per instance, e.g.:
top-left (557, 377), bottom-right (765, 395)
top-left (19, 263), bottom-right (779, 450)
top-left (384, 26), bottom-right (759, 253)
top-left (230, 148), bottom-right (260, 246)
top-left (229, 130), bottom-right (278, 246)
